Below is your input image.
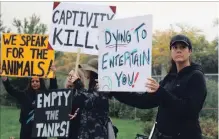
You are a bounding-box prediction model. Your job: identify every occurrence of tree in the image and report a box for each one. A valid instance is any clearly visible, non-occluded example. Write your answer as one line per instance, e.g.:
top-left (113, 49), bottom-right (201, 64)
top-left (0, 14), bottom-right (11, 34)
top-left (213, 18), bottom-right (218, 51)
top-left (12, 14), bottom-right (47, 34)
top-left (55, 53), bottom-right (94, 73)
top-left (13, 14), bottom-right (63, 60)
top-left (0, 14), bottom-right (11, 47)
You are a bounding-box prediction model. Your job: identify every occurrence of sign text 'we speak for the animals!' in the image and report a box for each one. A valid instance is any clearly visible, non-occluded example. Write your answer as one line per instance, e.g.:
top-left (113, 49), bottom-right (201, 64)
top-left (1, 33), bottom-right (54, 78)
top-left (98, 15), bottom-right (152, 92)
top-left (49, 2), bottom-right (116, 55)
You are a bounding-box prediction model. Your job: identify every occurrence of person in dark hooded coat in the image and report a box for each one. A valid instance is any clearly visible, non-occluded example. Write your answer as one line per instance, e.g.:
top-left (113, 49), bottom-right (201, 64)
top-left (0, 65), bottom-right (58, 139)
top-left (59, 57), bottom-right (117, 139)
top-left (110, 34), bottom-right (207, 139)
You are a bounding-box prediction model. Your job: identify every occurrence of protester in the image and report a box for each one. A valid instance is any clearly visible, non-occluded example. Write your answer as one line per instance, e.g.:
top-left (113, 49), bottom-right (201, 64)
top-left (0, 65), bottom-right (58, 139)
top-left (110, 34), bottom-right (207, 139)
top-left (57, 69), bottom-right (86, 139)
top-left (61, 57), bottom-right (118, 139)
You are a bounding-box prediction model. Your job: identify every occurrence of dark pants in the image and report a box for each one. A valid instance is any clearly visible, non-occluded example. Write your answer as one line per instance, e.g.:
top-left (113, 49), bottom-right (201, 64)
top-left (20, 123), bottom-right (47, 139)
top-left (151, 128), bottom-right (203, 139)
top-left (57, 116), bottom-right (80, 139)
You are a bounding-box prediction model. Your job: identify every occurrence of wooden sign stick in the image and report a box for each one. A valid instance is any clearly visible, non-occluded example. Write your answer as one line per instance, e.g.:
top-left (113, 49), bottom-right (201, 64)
top-left (74, 48), bottom-right (81, 74)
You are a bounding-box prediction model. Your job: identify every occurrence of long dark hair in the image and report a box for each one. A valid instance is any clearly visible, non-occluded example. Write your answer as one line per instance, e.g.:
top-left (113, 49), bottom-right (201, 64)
top-left (168, 59), bottom-right (177, 74)
top-left (168, 56), bottom-right (192, 74)
top-left (88, 71), bottom-right (98, 92)
top-left (27, 78), bottom-right (47, 92)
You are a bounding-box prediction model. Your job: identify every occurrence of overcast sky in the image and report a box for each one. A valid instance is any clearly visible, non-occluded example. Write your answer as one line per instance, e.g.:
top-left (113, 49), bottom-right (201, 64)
top-left (1, 1), bottom-right (218, 41)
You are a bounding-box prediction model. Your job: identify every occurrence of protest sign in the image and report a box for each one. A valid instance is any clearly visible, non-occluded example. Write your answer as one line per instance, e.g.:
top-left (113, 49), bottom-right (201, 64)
top-left (32, 89), bottom-right (73, 138)
top-left (49, 2), bottom-right (116, 55)
top-left (0, 33), bottom-right (54, 78)
top-left (98, 15), bottom-right (152, 92)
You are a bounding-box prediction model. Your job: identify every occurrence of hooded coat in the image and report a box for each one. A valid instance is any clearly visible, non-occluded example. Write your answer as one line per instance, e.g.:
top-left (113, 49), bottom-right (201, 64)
top-left (111, 63), bottom-right (207, 139)
top-left (70, 79), bottom-right (110, 139)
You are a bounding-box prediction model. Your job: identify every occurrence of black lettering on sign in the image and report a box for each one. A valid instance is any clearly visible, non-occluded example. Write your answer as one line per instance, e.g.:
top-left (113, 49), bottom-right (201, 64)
top-left (38, 61), bottom-right (45, 77)
top-left (64, 29), bottom-right (74, 46)
top-left (52, 28), bottom-right (95, 49)
top-left (85, 31), bottom-right (93, 49)
top-left (6, 47), bottom-right (24, 58)
top-left (32, 89), bottom-right (73, 138)
top-left (53, 28), bottom-right (63, 45)
top-left (59, 10), bottom-right (66, 25)
top-left (1, 60), bottom-right (41, 76)
top-left (91, 13), bottom-right (99, 28)
top-left (66, 10), bottom-right (72, 25)
top-left (100, 13), bottom-right (107, 21)
top-left (78, 11), bottom-right (86, 27)
top-left (3, 34), bottom-right (17, 45)
top-left (74, 30), bottom-right (83, 48)
top-left (20, 35), bottom-right (47, 47)
top-left (1, 60), bottom-right (22, 75)
top-left (72, 11), bottom-right (79, 26)
top-left (52, 10), bottom-right (59, 24)
top-left (2, 60), bottom-right (45, 76)
top-left (107, 14), bottom-right (115, 20)
top-left (52, 10), bottom-right (115, 28)
top-left (30, 48), bottom-right (48, 59)
top-left (46, 60), bottom-right (53, 77)
top-left (22, 61), bottom-right (31, 76)
top-left (86, 12), bottom-right (93, 27)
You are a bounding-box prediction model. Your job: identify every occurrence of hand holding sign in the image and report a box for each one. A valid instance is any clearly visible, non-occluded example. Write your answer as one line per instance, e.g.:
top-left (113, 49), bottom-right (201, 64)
top-left (50, 63), bottom-right (57, 78)
top-left (50, 64), bottom-right (56, 73)
top-left (68, 108), bottom-right (80, 120)
top-left (145, 78), bottom-right (160, 93)
top-left (0, 68), bottom-right (8, 81)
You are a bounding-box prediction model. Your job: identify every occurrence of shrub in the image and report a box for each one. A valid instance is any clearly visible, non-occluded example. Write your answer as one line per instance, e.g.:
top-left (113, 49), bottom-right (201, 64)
top-left (200, 118), bottom-right (218, 139)
top-left (200, 79), bottom-right (218, 120)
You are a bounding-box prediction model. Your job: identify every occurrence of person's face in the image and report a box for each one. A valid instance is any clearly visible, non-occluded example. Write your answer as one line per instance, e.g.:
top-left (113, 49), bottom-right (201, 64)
top-left (171, 42), bottom-right (192, 63)
top-left (31, 77), bottom-right (40, 90)
top-left (66, 70), bottom-right (75, 88)
top-left (66, 70), bottom-right (84, 89)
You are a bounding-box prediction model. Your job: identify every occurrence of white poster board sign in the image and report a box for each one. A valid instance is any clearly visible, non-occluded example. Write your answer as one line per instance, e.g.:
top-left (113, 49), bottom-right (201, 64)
top-left (49, 2), bottom-right (116, 55)
top-left (98, 15), bottom-right (152, 92)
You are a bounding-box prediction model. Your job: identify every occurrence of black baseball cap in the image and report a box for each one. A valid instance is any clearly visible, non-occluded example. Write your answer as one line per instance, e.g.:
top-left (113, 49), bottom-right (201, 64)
top-left (170, 34), bottom-right (192, 50)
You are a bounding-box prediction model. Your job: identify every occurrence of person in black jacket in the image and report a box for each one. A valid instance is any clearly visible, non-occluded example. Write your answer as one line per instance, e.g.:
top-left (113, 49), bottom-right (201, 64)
top-left (110, 34), bottom-right (207, 139)
top-left (0, 65), bottom-right (58, 139)
top-left (59, 57), bottom-right (117, 139)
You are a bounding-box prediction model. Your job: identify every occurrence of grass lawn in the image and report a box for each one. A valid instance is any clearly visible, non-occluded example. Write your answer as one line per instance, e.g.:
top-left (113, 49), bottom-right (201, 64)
top-left (0, 106), bottom-right (145, 139)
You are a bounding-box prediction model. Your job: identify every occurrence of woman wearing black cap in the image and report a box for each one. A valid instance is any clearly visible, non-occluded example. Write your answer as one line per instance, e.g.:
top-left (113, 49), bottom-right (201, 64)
top-left (110, 34), bottom-right (207, 139)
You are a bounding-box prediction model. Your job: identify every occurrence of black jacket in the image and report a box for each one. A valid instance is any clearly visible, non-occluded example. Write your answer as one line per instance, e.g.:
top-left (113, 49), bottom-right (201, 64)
top-left (111, 63), bottom-right (207, 139)
top-left (67, 79), bottom-right (110, 139)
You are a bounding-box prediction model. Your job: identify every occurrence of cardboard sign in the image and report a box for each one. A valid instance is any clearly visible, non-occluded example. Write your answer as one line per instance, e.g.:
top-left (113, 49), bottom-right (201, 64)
top-left (49, 2), bottom-right (116, 55)
top-left (98, 15), bottom-right (152, 92)
top-left (0, 33), bottom-right (54, 78)
top-left (32, 89), bottom-right (73, 138)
